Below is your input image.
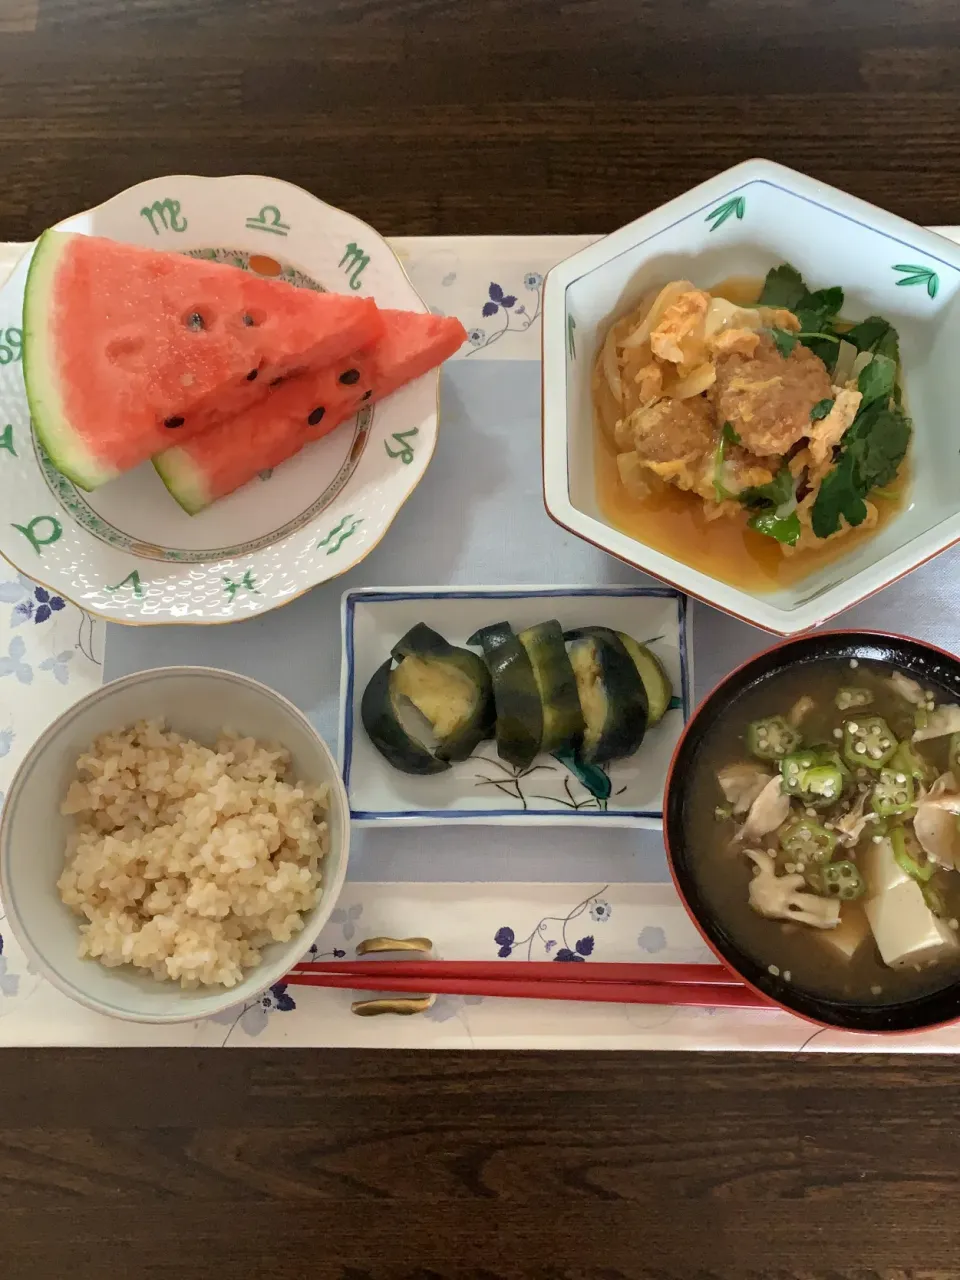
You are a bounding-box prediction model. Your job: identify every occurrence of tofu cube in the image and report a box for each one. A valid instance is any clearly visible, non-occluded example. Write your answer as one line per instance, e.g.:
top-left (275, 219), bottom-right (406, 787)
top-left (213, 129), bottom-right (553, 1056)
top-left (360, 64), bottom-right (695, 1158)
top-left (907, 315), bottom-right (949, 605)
top-left (861, 837), bottom-right (910, 899)
top-left (818, 906), bottom-right (870, 961)
top-left (865, 880), bottom-right (960, 969)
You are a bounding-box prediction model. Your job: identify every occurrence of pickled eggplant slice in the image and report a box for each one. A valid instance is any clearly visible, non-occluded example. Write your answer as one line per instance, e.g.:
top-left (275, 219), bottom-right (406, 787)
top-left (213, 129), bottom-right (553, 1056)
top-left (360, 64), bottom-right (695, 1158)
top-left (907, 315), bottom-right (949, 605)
top-left (468, 620), bottom-right (543, 769)
top-left (360, 658), bottom-right (451, 776)
top-left (516, 620), bottom-right (584, 754)
top-left (390, 623), bottom-right (495, 763)
top-left (615, 631), bottom-right (674, 725)
top-left (564, 628), bottom-right (648, 765)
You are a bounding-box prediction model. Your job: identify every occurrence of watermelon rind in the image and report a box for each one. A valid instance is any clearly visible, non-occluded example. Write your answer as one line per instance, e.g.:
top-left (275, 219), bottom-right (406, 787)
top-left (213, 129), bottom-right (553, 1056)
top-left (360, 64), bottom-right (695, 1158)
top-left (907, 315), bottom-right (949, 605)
top-left (152, 448), bottom-right (210, 516)
top-left (22, 230), bottom-right (116, 492)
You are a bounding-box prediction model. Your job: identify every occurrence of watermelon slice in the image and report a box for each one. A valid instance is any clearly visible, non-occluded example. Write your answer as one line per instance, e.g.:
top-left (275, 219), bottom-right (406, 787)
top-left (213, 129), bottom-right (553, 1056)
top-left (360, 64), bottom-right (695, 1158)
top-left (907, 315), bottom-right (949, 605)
top-left (153, 310), bottom-right (466, 514)
top-left (23, 231), bottom-right (383, 490)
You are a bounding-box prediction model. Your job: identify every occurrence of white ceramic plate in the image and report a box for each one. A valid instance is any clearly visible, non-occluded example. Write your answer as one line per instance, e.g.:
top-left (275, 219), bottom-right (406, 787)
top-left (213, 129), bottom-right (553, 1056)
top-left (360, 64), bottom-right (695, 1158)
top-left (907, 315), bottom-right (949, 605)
top-left (339, 585), bottom-right (693, 827)
top-left (542, 158), bottom-right (960, 634)
top-left (0, 175), bottom-right (446, 625)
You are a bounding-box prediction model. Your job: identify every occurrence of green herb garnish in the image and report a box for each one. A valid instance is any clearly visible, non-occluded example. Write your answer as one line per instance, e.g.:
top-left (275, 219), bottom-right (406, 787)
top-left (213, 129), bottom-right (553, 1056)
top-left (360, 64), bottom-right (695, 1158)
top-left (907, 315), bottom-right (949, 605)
top-left (771, 327), bottom-right (798, 358)
top-left (739, 464), bottom-right (795, 510)
top-left (713, 421), bottom-right (741, 501)
top-left (748, 510), bottom-right (802, 546)
top-left (811, 401), bottom-right (912, 538)
top-left (758, 264), bottom-right (807, 310)
top-left (857, 353), bottom-right (897, 410)
top-left (811, 398), bottom-right (834, 422)
top-left (759, 264), bottom-right (844, 366)
top-left (844, 314), bottom-right (900, 364)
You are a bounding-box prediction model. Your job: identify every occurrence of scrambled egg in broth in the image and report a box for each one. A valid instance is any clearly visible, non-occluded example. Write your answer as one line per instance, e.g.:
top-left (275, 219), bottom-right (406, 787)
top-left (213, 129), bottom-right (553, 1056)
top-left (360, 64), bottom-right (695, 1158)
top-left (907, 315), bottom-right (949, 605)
top-left (593, 275), bottom-right (909, 591)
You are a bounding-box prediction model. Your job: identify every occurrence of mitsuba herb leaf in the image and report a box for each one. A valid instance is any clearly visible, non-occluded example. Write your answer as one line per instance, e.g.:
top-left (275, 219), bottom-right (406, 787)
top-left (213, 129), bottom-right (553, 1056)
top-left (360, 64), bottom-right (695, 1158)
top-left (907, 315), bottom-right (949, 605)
top-left (748, 510), bottom-right (802, 546)
top-left (811, 402), bottom-right (912, 538)
top-left (844, 315), bottom-right (900, 364)
top-left (811, 454), bottom-right (869, 538)
top-left (771, 327), bottom-right (798, 358)
top-left (739, 464), bottom-right (795, 511)
top-left (795, 285), bottom-right (844, 333)
top-left (857, 353), bottom-right (896, 410)
top-left (759, 263), bottom-right (807, 310)
top-left (760, 265), bottom-right (845, 367)
top-left (811, 398), bottom-right (834, 422)
top-left (846, 402), bottom-right (912, 492)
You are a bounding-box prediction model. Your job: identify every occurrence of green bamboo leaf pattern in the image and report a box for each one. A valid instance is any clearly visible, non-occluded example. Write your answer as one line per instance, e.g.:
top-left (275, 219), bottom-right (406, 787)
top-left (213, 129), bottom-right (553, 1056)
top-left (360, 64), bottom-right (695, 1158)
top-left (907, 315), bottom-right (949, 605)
top-left (893, 263), bottom-right (939, 299)
top-left (567, 314), bottom-right (577, 360)
top-left (705, 195), bottom-right (745, 231)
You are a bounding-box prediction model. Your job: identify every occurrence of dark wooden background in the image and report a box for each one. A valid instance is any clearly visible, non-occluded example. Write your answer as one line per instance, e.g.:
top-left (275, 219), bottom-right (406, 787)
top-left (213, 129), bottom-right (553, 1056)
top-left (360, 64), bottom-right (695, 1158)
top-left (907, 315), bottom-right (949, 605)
top-left (4, 1), bottom-right (960, 1276)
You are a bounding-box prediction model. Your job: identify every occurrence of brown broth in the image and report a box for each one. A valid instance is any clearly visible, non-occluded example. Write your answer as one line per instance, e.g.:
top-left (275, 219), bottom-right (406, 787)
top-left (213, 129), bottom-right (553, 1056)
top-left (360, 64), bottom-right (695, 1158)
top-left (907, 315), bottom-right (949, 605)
top-left (684, 660), bottom-right (960, 1005)
top-left (594, 277), bottom-right (909, 593)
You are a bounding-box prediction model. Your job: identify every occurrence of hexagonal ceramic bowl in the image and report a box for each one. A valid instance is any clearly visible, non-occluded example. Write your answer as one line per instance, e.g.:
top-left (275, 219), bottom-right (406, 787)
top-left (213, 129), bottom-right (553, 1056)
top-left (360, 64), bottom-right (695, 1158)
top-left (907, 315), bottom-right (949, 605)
top-left (542, 158), bottom-right (960, 635)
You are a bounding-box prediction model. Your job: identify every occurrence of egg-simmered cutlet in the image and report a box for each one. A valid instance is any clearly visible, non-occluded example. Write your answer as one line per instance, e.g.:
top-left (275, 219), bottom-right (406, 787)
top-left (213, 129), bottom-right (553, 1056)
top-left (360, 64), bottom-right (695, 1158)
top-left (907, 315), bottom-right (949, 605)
top-left (712, 335), bottom-right (834, 457)
top-left (593, 265), bottom-right (910, 561)
top-left (626, 396), bottom-right (775, 502)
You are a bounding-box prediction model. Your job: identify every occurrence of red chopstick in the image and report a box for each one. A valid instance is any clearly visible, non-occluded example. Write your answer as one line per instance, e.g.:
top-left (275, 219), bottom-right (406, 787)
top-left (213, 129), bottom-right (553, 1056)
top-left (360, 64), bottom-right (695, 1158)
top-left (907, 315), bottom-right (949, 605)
top-left (284, 960), bottom-right (770, 1009)
top-left (289, 959), bottom-right (742, 985)
top-left (285, 970), bottom-right (767, 1007)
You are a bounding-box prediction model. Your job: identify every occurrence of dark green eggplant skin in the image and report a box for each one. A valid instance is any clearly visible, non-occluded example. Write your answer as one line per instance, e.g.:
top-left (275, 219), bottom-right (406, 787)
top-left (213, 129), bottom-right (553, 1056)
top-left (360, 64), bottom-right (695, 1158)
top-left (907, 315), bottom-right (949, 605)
top-left (564, 627), bottom-right (649, 765)
top-left (391, 622), bottom-right (494, 764)
top-left (468, 621), bottom-right (544, 769)
top-left (516, 619), bottom-right (585, 754)
top-left (360, 658), bottom-right (450, 776)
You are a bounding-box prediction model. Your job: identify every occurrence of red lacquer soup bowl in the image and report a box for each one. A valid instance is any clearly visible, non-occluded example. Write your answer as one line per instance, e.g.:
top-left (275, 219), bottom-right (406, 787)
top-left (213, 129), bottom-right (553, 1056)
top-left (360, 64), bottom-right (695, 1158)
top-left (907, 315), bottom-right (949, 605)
top-left (663, 630), bottom-right (960, 1034)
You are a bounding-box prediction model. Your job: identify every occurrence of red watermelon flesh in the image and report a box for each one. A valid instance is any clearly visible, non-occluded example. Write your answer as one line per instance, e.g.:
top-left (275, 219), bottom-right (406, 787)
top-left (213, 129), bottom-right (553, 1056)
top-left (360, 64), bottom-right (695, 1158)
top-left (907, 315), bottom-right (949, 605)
top-left (153, 310), bottom-right (466, 514)
top-left (23, 231), bottom-right (383, 490)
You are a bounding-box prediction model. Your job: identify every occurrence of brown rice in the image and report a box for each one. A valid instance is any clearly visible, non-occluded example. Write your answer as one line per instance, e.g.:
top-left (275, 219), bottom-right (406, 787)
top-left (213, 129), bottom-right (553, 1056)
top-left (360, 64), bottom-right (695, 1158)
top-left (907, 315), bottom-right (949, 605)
top-left (57, 719), bottom-right (328, 988)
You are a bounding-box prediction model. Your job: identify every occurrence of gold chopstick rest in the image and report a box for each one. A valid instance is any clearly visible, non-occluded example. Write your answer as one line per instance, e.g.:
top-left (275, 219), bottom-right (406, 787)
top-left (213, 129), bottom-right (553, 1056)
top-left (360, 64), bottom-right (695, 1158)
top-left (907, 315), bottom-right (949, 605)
top-left (350, 935), bottom-right (436, 1017)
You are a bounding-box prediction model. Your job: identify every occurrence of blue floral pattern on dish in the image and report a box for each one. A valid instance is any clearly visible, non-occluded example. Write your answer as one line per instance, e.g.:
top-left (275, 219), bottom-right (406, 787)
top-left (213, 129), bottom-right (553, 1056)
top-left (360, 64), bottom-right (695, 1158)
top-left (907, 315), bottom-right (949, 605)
top-left (0, 577), bottom-right (66, 627)
top-left (39, 650), bottom-right (74, 686)
top-left (0, 636), bottom-right (32, 685)
top-left (423, 993), bottom-right (483, 1023)
top-left (467, 273), bottom-right (544, 354)
top-left (637, 926), bottom-right (667, 954)
top-left (494, 887), bottom-right (609, 961)
top-left (0, 935), bottom-right (20, 998)
top-left (210, 982), bottom-right (297, 1041)
top-left (330, 903), bottom-right (363, 941)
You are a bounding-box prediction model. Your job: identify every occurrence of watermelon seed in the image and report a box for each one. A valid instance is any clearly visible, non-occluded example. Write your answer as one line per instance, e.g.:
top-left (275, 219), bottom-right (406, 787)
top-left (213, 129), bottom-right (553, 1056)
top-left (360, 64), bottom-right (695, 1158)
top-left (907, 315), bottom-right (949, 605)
top-left (246, 369), bottom-right (259, 381)
top-left (164, 416), bottom-right (185, 429)
top-left (361, 390), bottom-right (372, 400)
top-left (242, 314), bottom-right (256, 327)
top-left (338, 368), bottom-right (361, 385)
top-left (185, 312), bottom-right (205, 331)
top-left (307, 407), bottom-right (326, 426)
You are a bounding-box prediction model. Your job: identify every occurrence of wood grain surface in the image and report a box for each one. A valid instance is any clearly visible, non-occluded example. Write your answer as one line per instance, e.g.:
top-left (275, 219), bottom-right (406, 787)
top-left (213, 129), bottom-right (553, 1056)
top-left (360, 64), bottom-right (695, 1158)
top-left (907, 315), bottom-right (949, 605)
top-left (4, 1), bottom-right (960, 1276)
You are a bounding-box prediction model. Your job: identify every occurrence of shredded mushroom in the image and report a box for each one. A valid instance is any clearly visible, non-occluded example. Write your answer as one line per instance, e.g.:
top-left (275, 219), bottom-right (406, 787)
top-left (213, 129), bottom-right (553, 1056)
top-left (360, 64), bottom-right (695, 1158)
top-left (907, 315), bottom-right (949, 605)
top-left (914, 773), bottom-right (960, 869)
top-left (746, 850), bottom-right (842, 929)
top-left (833, 790), bottom-right (871, 848)
top-left (890, 671), bottom-right (927, 707)
top-left (717, 762), bottom-right (773, 815)
top-left (738, 776), bottom-right (791, 842)
top-left (914, 705), bottom-right (960, 742)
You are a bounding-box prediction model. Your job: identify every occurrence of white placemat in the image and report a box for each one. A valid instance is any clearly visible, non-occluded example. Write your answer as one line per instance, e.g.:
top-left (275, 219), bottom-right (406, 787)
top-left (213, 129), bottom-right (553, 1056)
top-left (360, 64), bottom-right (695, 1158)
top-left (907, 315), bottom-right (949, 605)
top-left (2, 232), bottom-right (960, 1052)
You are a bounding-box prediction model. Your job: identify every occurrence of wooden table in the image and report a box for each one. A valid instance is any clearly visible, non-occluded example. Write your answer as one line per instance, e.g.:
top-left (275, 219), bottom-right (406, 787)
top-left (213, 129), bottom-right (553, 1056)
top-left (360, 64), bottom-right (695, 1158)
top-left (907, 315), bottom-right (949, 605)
top-left (4, 1), bottom-right (960, 1275)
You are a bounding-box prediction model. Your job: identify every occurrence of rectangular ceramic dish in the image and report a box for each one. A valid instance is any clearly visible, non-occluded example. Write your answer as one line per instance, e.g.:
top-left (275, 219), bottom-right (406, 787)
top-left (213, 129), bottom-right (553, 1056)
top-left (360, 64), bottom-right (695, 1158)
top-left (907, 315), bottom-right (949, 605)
top-left (338, 584), bottom-right (692, 827)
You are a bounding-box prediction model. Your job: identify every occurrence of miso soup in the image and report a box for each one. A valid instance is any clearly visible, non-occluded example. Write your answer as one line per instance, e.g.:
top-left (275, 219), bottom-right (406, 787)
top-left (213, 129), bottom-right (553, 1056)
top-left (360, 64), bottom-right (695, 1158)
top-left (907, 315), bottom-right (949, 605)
top-left (685, 659), bottom-right (960, 1004)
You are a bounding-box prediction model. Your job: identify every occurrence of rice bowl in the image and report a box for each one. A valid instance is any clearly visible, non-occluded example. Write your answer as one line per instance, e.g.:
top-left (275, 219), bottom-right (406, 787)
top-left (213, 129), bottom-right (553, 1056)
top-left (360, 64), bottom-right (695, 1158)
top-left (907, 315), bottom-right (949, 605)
top-left (0, 667), bottom-right (350, 1023)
